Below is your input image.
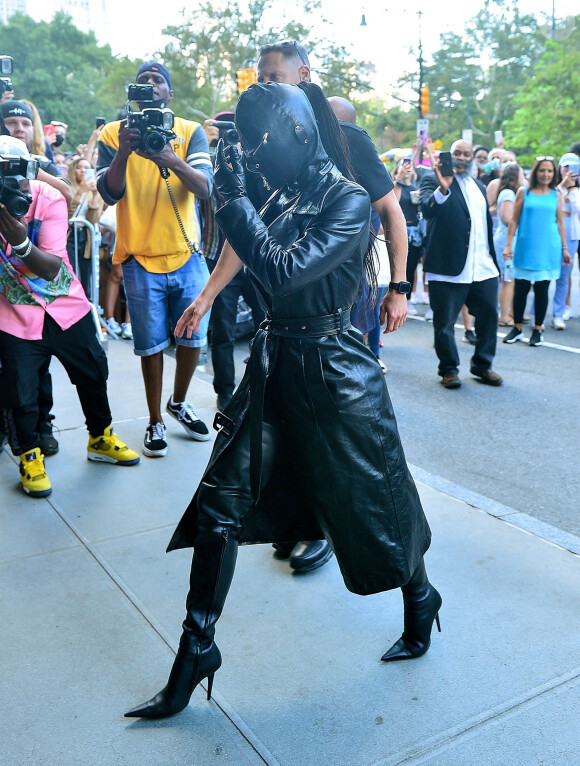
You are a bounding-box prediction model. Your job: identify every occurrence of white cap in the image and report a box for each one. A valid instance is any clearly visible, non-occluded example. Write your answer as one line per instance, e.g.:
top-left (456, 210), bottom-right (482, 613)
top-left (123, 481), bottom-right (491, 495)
top-left (0, 135), bottom-right (31, 159)
top-left (559, 152), bottom-right (579, 167)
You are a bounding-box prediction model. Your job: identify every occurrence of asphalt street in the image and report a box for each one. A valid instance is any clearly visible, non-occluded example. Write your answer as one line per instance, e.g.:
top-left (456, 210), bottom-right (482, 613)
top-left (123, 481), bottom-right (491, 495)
top-left (209, 269), bottom-right (580, 539)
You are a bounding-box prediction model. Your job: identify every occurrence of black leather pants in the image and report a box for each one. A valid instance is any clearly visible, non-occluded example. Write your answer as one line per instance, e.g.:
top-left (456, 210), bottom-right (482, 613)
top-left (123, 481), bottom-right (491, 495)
top-left (182, 416), bottom-right (278, 642)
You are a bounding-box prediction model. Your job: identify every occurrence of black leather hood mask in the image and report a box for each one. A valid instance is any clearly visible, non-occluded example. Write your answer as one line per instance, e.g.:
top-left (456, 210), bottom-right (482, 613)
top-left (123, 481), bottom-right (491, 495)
top-left (235, 82), bottom-right (329, 191)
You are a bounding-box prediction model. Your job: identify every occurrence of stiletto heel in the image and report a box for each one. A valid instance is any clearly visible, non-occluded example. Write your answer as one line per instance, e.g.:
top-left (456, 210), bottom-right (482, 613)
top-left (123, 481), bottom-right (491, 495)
top-left (125, 636), bottom-right (221, 719)
top-left (381, 559), bottom-right (442, 663)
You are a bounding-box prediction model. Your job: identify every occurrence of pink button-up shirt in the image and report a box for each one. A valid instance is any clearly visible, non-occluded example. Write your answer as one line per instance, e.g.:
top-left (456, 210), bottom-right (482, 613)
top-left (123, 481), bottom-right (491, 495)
top-left (0, 181), bottom-right (90, 340)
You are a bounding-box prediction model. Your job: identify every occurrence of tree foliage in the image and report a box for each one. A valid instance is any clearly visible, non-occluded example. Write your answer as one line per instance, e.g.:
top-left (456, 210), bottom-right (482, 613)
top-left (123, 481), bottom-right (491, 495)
top-left (0, 12), bottom-right (142, 150)
top-left (504, 19), bottom-right (580, 165)
top-left (403, 0), bottom-right (548, 151)
top-left (159, 0), bottom-right (368, 121)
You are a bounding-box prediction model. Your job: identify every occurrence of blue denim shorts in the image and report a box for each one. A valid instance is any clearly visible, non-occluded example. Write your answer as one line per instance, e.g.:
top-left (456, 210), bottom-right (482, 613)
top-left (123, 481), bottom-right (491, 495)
top-left (122, 254), bottom-right (210, 356)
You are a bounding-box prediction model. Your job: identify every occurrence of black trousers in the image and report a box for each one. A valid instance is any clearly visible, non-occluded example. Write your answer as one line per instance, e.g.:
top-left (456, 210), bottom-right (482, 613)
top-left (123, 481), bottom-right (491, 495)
top-left (207, 262), bottom-right (264, 396)
top-left (0, 312), bottom-right (111, 455)
top-left (429, 277), bottom-right (499, 376)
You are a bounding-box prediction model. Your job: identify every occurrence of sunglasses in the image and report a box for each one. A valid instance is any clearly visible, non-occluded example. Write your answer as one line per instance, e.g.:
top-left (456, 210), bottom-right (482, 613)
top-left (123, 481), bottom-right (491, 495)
top-left (280, 40), bottom-right (308, 67)
top-left (536, 156), bottom-right (554, 162)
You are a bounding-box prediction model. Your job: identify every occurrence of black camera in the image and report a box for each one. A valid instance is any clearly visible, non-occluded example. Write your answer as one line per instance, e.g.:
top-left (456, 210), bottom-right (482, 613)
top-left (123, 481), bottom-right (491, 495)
top-left (0, 78), bottom-right (13, 97)
top-left (126, 82), bottom-right (176, 154)
top-left (212, 121), bottom-right (239, 147)
top-left (0, 156), bottom-right (39, 217)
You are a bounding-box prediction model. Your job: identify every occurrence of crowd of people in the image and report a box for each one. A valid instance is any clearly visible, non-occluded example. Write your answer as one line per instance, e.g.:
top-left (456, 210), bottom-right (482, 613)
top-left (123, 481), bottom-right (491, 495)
top-left (0, 39), bottom-right (577, 724)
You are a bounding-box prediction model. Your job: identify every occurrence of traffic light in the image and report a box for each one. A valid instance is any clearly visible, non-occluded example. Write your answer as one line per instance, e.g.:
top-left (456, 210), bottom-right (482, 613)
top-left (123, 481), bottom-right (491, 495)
top-left (236, 68), bottom-right (257, 95)
top-left (420, 86), bottom-right (430, 117)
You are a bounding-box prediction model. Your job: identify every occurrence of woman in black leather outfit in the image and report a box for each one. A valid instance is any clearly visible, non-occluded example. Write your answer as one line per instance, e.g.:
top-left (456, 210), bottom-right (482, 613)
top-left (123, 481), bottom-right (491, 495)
top-left (125, 83), bottom-right (441, 720)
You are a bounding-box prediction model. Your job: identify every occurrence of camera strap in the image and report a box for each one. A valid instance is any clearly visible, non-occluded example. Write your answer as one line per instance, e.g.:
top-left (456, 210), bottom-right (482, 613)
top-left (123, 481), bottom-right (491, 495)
top-left (159, 167), bottom-right (201, 255)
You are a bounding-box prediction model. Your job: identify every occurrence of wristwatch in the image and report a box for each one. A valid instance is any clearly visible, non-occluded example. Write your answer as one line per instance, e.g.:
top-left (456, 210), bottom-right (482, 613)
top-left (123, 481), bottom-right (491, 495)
top-left (388, 281), bottom-right (412, 295)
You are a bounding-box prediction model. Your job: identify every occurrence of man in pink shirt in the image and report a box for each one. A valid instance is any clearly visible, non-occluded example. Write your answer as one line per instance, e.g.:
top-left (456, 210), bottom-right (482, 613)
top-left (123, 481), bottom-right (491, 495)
top-left (0, 136), bottom-right (140, 497)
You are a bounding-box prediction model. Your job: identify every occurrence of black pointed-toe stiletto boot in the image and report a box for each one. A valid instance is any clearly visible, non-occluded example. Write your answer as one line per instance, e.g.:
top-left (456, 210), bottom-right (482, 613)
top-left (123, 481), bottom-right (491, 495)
top-left (125, 525), bottom-right (238, 719)
top-left (381, 558), bottom-right (442, 662)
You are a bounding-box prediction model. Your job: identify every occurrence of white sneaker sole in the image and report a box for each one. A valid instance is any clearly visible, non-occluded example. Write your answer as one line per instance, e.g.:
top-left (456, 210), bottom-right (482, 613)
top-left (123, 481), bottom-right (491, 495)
top-left (142, 444), bottom-right (168, 458)
top-left (87, 453), bottom-right (140, 465)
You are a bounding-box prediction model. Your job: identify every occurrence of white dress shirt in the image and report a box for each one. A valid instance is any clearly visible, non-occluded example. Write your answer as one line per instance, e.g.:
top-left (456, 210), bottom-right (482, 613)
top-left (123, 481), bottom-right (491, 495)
top-left (426, 175), bottom-right (499, 284)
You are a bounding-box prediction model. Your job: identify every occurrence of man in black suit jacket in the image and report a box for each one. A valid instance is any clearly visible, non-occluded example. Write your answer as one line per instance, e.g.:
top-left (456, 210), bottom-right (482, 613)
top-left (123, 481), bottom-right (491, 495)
top-left (420, 140), bottom-right (503, 388)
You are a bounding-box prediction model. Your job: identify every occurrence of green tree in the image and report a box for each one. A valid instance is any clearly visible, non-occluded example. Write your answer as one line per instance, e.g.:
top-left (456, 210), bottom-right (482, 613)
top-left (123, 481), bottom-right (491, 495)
top-left (504, 19), bottom-right (580, 165)
top-left (159, 0), bottom-right (369, 122)
top-left (0, 12), bottom-right (142, 150)
top-left (399, 1), bottom-right (547, 150)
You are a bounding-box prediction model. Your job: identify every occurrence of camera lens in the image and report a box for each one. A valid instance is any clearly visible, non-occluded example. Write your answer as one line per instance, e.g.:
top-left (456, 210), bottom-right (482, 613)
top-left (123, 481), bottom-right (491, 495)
top-left (225, 129), bottom-right (239, 145)
top-left (143, 130), bottom-right (166, 154)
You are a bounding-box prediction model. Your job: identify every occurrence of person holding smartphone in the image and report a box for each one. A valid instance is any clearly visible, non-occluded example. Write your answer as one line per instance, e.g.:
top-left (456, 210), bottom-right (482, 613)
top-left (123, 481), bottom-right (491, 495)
top-left (551, 153), bottom-right (580, 329)
top-left (66, 157), bottom-right (104, 298)
top-left (419, 140), bottom-right (502, 389)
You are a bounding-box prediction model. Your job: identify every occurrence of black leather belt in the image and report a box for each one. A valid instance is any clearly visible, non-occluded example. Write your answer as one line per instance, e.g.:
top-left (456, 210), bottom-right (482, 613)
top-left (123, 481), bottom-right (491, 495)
top-left (248, 307), bottom-right (351, 500)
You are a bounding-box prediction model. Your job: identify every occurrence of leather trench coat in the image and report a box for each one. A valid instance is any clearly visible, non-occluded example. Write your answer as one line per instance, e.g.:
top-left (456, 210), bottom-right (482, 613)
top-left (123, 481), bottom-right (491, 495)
top-left (168, 162), bottom-right (431, 596)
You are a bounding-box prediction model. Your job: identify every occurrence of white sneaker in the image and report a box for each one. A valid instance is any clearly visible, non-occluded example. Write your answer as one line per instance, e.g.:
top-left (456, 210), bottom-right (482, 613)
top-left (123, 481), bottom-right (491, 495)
top-left (562, 306), bottom-right (572, 321)
top-left (424, 308), bottom-right (433, 321)
top-left (551, 317), bottom-right (565, 330)
top-left (121, 322), bottom-right (133, 340)
top-left (104, 317), bottom-right (122, 336)
top-left (410, 292), bottom-right (418, 304)
top-left (421, 292), bottom-right (430, 304)
top-left (407, 303), bottom-right (418, 315)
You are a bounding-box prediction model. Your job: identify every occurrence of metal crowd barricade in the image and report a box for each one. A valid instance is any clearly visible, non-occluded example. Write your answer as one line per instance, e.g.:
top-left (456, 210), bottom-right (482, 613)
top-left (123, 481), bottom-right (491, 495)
top-left (67, 216), bottom-right (115, 348)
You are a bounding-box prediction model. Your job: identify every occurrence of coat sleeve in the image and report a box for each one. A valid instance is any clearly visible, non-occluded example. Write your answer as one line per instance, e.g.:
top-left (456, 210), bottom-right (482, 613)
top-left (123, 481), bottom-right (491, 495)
top-left (215, 185), bottom-right (371, 298)
top-left (419, 173), bottom-right (442, 220)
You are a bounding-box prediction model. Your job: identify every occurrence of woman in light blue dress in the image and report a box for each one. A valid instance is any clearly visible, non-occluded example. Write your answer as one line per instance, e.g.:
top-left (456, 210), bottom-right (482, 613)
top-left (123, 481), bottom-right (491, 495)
top-left (502, 158), bottom-right (571, 346)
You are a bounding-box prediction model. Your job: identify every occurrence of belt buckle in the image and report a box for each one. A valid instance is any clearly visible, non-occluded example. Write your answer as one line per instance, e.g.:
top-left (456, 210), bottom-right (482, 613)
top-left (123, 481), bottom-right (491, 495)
top-left (213, 411), bottom-right (234, 437)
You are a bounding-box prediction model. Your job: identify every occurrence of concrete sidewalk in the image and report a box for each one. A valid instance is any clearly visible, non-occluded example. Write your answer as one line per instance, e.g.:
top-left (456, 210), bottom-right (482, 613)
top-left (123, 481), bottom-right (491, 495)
top-left (1, 340), bottom-right (579, 766)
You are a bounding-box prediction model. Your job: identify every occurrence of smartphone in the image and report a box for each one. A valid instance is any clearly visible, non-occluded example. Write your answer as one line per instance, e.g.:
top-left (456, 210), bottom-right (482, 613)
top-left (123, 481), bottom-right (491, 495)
top-left (439, 151), bottom-right (453, 177)
top-left (494, 130), bottom-right (503, 145)
top-left (83, 168), bottom-right (96, 183)
top-left (43, 124), bottom-right (56, 140)
top-left (95, 117), bottom-right (106, 129)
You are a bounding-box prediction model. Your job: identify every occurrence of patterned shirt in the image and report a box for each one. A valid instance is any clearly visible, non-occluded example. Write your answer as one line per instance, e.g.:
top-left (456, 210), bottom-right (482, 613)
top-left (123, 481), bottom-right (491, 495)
top-left (0, 181), bottom-right (90, 340)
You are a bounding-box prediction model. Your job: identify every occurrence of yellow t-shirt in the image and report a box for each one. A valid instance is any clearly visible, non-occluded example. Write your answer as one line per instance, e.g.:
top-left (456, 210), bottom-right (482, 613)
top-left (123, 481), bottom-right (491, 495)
top-left (99, 117), bottom-right (212, 273)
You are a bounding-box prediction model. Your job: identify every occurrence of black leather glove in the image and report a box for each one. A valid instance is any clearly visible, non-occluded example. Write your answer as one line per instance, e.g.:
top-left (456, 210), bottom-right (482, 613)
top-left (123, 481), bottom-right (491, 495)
top-left (214, 139), bottom-right (246, 204)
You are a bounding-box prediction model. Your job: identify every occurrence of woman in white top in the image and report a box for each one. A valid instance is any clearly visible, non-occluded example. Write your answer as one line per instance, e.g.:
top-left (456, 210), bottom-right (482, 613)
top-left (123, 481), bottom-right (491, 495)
top-left (492, 163), bottom-right (526, 325)
top-left (553, 153), bottom-right (580, 328)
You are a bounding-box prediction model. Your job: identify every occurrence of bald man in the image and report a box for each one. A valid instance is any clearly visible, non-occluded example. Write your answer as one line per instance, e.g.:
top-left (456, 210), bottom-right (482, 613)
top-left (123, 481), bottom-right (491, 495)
top-left (327, 96), bottom-right (357, 124)
top-left (420, 140), bottom-right (503, 388)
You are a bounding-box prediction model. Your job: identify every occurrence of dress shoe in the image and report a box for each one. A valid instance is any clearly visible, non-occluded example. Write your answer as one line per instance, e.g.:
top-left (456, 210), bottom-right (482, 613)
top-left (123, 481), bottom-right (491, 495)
top-left (289, 540), bottom-right (333, 572)
top-left (440, 373), bottom-right (461, 389)
top-left (470, 366), bottom-right (503, 386)
top-left (272, 541), bottom-right (295, 559)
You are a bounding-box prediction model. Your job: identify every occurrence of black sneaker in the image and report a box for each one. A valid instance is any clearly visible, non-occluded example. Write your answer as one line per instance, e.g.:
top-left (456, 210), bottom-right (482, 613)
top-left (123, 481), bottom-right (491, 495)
top-left (462, 329), bottom-right (477, 345)
top-left (503, 326), bottom-right (524, 344)
top-left (143, 422), bottom-right (168, 458)
top-left (529, 329), bottom-right (543, 346)
top-left (38, 421), bottom-right (59, 456)
top-left (166, 399), bottom-right (210, 441)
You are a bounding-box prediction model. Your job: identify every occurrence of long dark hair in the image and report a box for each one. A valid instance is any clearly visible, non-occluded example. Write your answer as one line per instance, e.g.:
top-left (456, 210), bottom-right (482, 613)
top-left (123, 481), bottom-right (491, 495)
top-left (296, 81), bottom-right (379, 303)
top-left (527, 158), bottom-right (557, 193)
